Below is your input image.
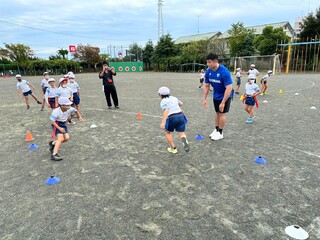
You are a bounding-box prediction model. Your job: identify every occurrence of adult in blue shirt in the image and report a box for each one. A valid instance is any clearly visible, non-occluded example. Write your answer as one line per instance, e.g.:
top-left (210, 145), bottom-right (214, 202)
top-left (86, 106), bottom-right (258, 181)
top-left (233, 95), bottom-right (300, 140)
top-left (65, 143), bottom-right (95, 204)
top-left (203, 53), bottom-right (233, 141)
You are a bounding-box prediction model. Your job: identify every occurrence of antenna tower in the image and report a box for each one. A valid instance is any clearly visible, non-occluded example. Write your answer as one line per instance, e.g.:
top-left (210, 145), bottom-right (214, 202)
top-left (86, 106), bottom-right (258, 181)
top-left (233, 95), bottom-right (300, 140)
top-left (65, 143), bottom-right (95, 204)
top-left (158, 0), bottom-right (164, 39)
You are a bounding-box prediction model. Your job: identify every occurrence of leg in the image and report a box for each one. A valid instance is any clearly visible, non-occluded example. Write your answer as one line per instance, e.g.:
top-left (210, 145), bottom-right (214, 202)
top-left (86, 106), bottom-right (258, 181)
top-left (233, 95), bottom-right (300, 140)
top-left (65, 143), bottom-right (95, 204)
top-left (31, 93), bottom-right (39, 102)
top-left (111, 86), bottom-right (119, 107)
top-left (165, 131), bottom-right (175, 148)
top-left (245, 105), bottom-right (250, 114)
top-left (41, 94), bottom-right (45, 110)
top-left (52, 134), bottom-right (65, 155)
top-left (217, 113), bottom-right (227, 129)
top-left (24, 96), bottom-right (29, 107)
top-left (104, 86), bottom-right (112, 107)
top-left (264, 83), bottom-right (268, 93)
top-left (248, 106), bottom-right (254, 118)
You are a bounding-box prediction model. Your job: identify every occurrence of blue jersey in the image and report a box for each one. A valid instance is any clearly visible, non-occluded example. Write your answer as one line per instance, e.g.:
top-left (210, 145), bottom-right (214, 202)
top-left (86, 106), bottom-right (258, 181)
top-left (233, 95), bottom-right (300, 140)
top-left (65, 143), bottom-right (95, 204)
top-left (205, 65), bottom-right (233, 100)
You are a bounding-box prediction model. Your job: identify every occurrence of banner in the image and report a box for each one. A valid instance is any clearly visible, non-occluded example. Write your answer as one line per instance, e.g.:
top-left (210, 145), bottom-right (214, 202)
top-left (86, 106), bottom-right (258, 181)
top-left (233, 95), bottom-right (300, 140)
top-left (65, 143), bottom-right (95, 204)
top-left (109, 62), bottom-right (143, 72)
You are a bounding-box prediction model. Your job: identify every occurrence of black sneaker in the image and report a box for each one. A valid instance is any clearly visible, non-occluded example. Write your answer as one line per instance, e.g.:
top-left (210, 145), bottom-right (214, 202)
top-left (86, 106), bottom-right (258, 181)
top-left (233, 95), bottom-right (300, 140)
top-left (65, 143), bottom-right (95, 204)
top-left (49, 141), bottom-right (54, 153)
top-left (41, 107), bottom-right (44, 111)
top-left (181, 137), bottom-right (190, 152)
top-left (51, 154), bottom-right (63, 161)
top-left (108, 106), bottom-right (112, 109)
top-left (115, 106), bottom-right (120, 109)
top-left (27, 105), bottom-right (30, 109)
top-left (37, 101), bottom-right (42, 104)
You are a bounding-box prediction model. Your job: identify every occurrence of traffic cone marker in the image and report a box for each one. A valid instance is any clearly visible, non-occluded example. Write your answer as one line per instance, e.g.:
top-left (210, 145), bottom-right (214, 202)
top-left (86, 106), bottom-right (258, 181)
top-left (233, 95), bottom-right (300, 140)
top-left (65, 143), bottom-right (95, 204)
top-left (25, 131), bottom-right (35, 141)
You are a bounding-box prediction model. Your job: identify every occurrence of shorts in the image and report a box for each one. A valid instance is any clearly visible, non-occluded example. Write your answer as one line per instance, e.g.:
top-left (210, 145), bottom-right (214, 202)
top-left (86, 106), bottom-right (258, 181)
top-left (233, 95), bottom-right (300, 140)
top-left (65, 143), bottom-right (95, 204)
top-left (236, 77), bottom-right (241, 85)
top-left (23, 90), bottom-right (32, 96)
top-left (48, 97), bottom-right (56, 109)
top-left (73, 93), bottom-right (80, 105)
top-left (213, 97), bottom-right (231, 113)
top-left (261, 80), bottom-right (267, 84)
top-left (200, 78), bottom-right (204, 83)
top-left (52, 121), bottom-right (68, 136)
top-left (165, 113), bottom-right (187, 132)
top-left (43, 87), bottom-right (48, 94)
top-left (245, 97), bottom-right (255, 106)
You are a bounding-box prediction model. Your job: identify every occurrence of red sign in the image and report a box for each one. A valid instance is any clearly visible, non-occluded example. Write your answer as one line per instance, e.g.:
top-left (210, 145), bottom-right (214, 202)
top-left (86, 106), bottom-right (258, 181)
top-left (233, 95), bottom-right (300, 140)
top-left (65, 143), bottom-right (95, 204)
top-left (69, 45), bottom-right (76, 53)
top-left (118, 51), bottom-right (122, 56)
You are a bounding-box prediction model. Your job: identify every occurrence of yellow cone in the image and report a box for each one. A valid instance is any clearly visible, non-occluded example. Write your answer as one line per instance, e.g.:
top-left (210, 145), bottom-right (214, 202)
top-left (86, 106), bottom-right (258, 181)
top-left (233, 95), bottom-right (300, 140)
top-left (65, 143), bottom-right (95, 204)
top-left (279, 89), bottom-right (283, 94)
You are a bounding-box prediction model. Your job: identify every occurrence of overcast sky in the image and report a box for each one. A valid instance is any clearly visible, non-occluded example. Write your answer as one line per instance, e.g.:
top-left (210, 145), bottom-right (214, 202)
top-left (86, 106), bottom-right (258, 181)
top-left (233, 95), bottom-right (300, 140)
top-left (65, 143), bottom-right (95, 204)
top-left (0, 0), bottom-right (319, 59)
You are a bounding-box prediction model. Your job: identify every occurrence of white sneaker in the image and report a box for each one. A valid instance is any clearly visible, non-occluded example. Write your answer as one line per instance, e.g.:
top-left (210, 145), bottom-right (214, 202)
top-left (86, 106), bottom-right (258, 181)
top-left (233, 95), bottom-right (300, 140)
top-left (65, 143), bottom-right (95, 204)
top-left (211, 131), bottom-right (223, 141)
top-left (209, 129), bottom-right (217, 138)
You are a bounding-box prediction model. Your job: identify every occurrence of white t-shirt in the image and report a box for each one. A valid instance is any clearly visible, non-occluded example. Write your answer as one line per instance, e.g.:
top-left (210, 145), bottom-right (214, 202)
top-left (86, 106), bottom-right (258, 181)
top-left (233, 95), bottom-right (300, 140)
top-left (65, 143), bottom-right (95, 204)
top-left (50, 107), bottom-right (77, 122)
top-left (57, 86), bottom-right (72, 98)
top-left (160, 96), bottom-right (182, 115)
top-left (45, 87), bottom-right (58, 103)
top-left (261, 74), bottom-right (269, 81)
top-left (245, 83), bottom-right (260, 96)
top-left (199, 73), bottom-right (205, 79)
top-left (236, 72), bottom-right (241, 78)
top-left (40, 78), bottom-right (49, 88)
top-left (248, 69), bottom-right (260, 76)
top-left (67, 81), bottom-right (80, 94)
top-left (17, 80), bottom-right (31, 93)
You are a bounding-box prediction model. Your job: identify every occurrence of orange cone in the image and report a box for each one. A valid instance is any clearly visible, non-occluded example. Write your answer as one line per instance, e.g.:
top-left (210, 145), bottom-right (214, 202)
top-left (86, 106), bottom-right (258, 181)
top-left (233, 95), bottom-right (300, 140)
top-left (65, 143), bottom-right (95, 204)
top-left (137, 112), bottom-right (142, 120)
top-left (25, 131), bottom-right (34, 141)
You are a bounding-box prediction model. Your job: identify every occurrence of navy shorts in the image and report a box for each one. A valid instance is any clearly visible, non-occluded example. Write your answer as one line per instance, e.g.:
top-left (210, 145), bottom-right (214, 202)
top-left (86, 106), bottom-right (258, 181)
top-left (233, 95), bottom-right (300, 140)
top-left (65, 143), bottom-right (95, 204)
top-left (213, 97), bottom-right (231, 113)
top-left (236, 77), bottom-right (241, 85)
top-left (245, 97), bottom-right (255, 106)
top-left (200, 78), bottom-right (204, 83)
top-left (73, 93), bottom-right (80, 105)
top-left (43, 87), bottom-right (48, 94)
top-left (23, 90), bottom-right (32, 96)
top-left (48, 97), bottom-right (56, 109)
top-left (165, 113), bottom-right (187, 132)
top-left (52, 121), bottom-right (68, 136)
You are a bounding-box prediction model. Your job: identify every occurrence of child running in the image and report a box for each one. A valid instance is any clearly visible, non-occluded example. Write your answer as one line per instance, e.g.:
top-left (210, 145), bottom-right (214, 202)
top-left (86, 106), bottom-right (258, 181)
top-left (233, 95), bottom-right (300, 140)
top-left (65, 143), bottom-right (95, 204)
top-left (67, 73), bottom-right (81, 111)
top-left (57, 77), bottom-right (76, 124)
top-left (243, 74), bottom-right (261, 123)
top-left (40, 72), bottom-right (50, 111)
top-left (45, 78), bottom-right (58, 109)
top-left (198, 69), bottom-right (205, 89)
top-left (49, 97), bottom-right (84, 161)
top-left (234, 68), bottom-right (242, 94)
top-left (16, 74), bottom-right (42, 109)
top-left (260, 70), bottom-right (273, 95)
top-left (159, 86), bottom-right (189, 154)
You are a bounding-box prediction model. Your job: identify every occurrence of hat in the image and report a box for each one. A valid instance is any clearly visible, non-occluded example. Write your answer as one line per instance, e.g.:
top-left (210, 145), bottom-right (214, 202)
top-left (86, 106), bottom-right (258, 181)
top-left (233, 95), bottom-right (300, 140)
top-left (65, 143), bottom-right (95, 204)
top-left (248, 74), bottom-right (256, 79)
top-left (58, 97), bottom-right (73, 105)
top-left (158, 86), bottom-right (170, 95)
top-left (267, 70), bottom-right (273, 74)
top-left (16, 74), bottom-right (22, 78)
top-left (63, 74), bottom-right (70, 78)
top-left (68, 73), bottom-right (75, 79)
top-left (43, 72), bottom-right (49, 75)
top-left (48, 78), bottom-right (55, 82)
top-left (236, 68), bottom-right (241, 71)
top-left (59, 77), bottom-right (68, 84)
top-left (250, 64), bottom-right (255, 68)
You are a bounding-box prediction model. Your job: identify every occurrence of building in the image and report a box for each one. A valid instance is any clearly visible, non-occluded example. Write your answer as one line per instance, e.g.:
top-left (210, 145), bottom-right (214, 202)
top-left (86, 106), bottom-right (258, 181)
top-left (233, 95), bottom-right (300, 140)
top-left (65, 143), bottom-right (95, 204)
top-left (174, 31), bottom-right (221, 44)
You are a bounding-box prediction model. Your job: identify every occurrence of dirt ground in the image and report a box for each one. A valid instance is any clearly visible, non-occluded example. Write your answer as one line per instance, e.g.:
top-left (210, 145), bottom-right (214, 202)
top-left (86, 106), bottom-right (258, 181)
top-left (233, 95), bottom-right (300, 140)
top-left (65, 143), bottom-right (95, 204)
top-left (0, 71), bottom-right (320, 240)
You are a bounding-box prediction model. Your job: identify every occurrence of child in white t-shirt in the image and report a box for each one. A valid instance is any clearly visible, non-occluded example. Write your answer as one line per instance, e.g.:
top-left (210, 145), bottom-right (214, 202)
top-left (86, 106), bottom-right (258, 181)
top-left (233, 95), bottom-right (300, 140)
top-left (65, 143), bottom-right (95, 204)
top-left (243, 74), bottom-right (261, 123)
top-left (16, 74), bottom-right (42, 109)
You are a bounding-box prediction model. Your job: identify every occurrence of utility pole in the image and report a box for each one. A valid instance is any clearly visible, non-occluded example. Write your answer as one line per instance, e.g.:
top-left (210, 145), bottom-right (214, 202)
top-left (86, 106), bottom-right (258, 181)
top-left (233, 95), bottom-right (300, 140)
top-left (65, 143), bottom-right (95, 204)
top-left (158, 0), bottom-right (164, 39)
top-left (197, 15), bottom-right (200, 33)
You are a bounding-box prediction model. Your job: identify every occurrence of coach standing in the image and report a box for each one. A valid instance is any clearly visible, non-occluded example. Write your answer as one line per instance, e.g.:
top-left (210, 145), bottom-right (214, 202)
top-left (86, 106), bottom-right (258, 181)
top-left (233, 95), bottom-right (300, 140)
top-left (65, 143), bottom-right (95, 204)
top-left (203, 53), bottom-right (233, 141)
top-left (99, 61), bottom-right (119, 109)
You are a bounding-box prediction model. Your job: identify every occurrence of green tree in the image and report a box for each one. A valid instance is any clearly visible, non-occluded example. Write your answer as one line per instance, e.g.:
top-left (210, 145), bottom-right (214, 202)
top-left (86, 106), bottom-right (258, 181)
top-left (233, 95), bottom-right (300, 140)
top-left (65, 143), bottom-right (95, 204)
top-left (253, 26), bottom-right (291, 55)
top-left (227, 22), bottom-right (255, 57)
top-left (128, 42), bottom-right (143, 62)
top-left (75, 44), bottom-right (100, 68)
top-left (57, 49), bottom-right (69, 59)
top-left (180, 41), bottom-right (202, 63)
top-left (99, 54), bottom-right (110, 63)
top-left (300, 7), bottom-right (320, 39)
top-left (142, 40), bottom-right (154, 70)
top-left (152, 34), bottom-right (178, 70)
top-left (0, 43), bottom-right (33, 69)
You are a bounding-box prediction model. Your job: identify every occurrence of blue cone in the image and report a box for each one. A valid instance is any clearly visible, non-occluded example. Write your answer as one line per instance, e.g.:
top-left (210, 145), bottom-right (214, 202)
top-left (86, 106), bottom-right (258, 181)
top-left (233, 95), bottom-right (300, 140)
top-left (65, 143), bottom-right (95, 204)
top-left (195, 134), bottom-right (204, 140)
top-left (254, 156), bottom-right (266, 164)
top-left (28, 143), bottom-right (39, 150)
top-left (45, 176), bottom-right (60, 185)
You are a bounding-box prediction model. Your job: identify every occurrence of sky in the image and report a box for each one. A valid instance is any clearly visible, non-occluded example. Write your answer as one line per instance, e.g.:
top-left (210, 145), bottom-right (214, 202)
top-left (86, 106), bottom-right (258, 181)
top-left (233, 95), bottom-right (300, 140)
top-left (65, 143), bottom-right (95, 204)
top-left (0, 0), bottom-right (319, 59)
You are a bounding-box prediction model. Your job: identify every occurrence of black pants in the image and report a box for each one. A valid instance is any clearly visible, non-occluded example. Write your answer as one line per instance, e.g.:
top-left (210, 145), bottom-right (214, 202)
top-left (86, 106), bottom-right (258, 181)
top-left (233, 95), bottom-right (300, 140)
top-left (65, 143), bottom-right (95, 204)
top-left (104, 85), bottom-right (119, 107)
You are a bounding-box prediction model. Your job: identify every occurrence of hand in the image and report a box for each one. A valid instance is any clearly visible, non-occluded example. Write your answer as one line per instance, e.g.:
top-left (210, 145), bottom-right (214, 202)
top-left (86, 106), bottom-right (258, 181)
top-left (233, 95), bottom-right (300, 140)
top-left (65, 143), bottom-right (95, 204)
top-left (47, 104), bottom-right (51, 108)
top-left (79, 116), bottom-right (84, 122)
top-left (160, 123), bottom-right (165, 129)
top-left (55, 104), bottom-right (59, 108)
top-left (59, 127), bottom-right (66, 133)
top-left (219, 102), bottom-right (225, 113)
top-left (203, 99), bottom-right (208, 109)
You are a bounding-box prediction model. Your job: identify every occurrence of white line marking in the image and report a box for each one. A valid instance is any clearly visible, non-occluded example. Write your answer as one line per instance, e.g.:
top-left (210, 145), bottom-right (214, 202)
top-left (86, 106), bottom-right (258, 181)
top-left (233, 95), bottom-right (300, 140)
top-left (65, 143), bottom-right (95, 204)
top-left (282, 144), bottom-right (320, 158)
top-left (77, 215), bottom-right (83, 232)
top-left (86, 107), bottom-right (162, 118)
top-left (286, 81), bottom-right (315, 93)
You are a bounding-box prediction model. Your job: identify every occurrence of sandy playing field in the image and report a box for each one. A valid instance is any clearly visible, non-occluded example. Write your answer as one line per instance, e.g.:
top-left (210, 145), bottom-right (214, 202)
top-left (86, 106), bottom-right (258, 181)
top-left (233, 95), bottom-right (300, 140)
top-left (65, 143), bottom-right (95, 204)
top-left (0, 71), bottom-right (320, 239)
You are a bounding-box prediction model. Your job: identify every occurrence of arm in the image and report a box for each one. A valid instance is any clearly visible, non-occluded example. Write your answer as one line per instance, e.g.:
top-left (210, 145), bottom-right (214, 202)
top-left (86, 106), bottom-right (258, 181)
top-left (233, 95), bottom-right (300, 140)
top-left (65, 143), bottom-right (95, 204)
top-left (219, 84), bottom-right (232, 112)
top-left (178, 101), bottom-right (183, 107)
top-left (29, 83), bottom-right (36, 90)
top-left (160, 109), bottom-right (169, 129)
top-left (202, 83), bottom-right (210, 109)
top-left (75, 110), bottom-right (84, 122)
top-left (45, 91), bottom-right (49, 104)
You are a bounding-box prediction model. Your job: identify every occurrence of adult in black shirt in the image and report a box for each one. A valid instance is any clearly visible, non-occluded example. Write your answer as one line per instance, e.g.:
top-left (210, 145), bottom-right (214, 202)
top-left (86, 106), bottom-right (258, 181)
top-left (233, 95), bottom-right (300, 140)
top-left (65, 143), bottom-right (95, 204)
top-left (99, 61), bottom-right (119, 109)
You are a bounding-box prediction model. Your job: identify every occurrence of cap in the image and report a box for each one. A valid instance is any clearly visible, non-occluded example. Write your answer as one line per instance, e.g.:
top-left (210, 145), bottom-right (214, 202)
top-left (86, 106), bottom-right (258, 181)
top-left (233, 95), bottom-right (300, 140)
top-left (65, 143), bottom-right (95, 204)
top-left (248, 74), bottom-right (256, 79)
top-left (267, 70), bottom-right (273, 74)
top-left (59, 77), bottom-right (68, 84)
top-left (16, 74), bottom-right (22, 78)
top-left (43, 72), bottom-right (49, 75)
top-left (63, 74), bottom-right (70, 78)
top-left (158, 86), bottom-right (170, 95)
top-left (67, 71), bottom-right (74, 76)
top-left (250, 64), bottom-right (255, 68)
top-left (68, 73), bottom-right (75, 79)
top-left (58, 97), bottom-right (73, 105)
top-left (48, 78), bottom-right (55, 82)
top-left (236, 68), bottom-right (241, 71)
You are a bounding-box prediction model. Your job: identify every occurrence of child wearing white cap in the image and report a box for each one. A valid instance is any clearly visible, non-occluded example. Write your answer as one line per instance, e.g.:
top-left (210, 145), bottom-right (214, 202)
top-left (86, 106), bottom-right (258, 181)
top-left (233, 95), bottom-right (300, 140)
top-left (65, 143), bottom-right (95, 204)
top-left (159, 86), bottom-right (189, 154)
top-left (40, 72), bottom-right (50, 111)
top-left (16, 74), bottom-right (42, 109)
top-left (260, 70), bottom-right (273, 95)
top-left (45, 78), bottom-right (58, 109)
top-left (247, 64), bottom-right (260, 83)
top-left (242, 74), bottom-right (261, 123)
top-left (67, 73), bottom-right (81, 111)
top-left (57, 77), bottom-right (76, 124)
top-left (234, 68), bottom-right (242, 94)
top-left (49, 97), bottom-right (84, 161)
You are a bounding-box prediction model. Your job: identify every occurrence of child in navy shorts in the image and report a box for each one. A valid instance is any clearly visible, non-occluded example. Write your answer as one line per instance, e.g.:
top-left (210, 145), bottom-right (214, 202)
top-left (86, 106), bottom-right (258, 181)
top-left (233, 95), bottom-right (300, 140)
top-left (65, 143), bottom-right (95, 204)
top-left (45, 78), bottom-right (58, 109)
top-left (67, 73), bottom-right (81, 111)
top-left (234, 68), bottom-right (242, 94)
top-left (159, 87), bottom-right (189, 154)
top-left (49, 97), bottom-right (84, 161)
top-left (16, 74), bottom-right (42, 109)
top-left (243, 74), bottom-right (261, 123)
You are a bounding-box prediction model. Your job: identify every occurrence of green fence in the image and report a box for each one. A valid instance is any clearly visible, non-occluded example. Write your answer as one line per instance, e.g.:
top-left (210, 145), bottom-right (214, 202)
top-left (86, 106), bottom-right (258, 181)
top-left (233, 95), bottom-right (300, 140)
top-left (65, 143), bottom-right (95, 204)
top-left (109, 62), bottom-right (143, 72)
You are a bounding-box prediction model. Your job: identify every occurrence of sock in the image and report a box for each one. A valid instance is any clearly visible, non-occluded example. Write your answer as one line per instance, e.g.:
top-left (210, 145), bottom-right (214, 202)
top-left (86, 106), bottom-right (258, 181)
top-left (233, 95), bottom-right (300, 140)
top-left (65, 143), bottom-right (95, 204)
top-left (215, 126), bottom-right (219, 131)
top-left (218, 128), bottom-right (223, 134)
top-left (52, 141), bottom-right (55, 145)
